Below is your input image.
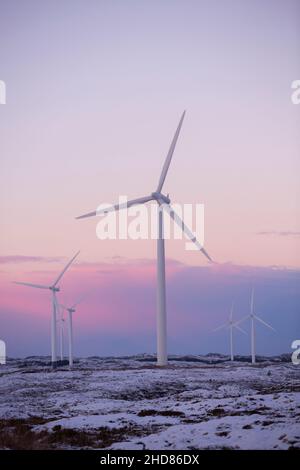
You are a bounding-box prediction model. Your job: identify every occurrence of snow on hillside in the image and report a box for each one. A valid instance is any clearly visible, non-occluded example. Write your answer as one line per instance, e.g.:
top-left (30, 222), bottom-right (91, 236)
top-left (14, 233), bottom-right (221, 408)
top-left (0, 356), bottom-right (299, 450)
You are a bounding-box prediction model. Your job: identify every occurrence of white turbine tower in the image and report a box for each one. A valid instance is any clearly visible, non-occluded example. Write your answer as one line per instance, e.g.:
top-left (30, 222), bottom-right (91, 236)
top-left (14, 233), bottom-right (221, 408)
top-left (213, 302), bottom-right (247, 361)
top-left (76, 112), bottom-right (212, 366)
top-left (60, 295), bottom-right (86, 367)
top-left (58, 309), bottom-right (65, 362)
top-left (238, 289), bottom-right (275, 364)
top-left (14, 251), bottom-right (80, 366)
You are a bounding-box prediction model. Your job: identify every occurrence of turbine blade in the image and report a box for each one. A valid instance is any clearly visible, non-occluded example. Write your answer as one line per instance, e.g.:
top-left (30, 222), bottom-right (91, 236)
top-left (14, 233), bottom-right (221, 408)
top-left (13, 281), bottom-right (49, 290)
top-left (156, 111), bottom-right (186, 193)
top-left (234, 324), bottom-right (247, 335)
top-left (162, 203), bottom-right (212, 262)
top-left (75, 210), bottom-right (97, 219)
top-left (234, 315), bottom-right (250, 326)
top-left (52, 251), bottom-right (80, 287)
top-left (71, 294), bottom-right (87, 309)
top-left (71, 287), bottom-right (97, 310)
top-left (212, 323), bottom-right (228, 332)
top-left (255, 315), bottom-right (275, 331)
top-left (76, 195), bottom-right (153, 220)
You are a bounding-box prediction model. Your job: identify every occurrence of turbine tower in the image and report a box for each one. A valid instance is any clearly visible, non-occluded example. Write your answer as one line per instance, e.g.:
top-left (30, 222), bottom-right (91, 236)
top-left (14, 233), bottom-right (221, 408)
top-left (213, 302), bottom-right (246, 361)
top-left (14, 251), bottom-right (80, 366)
top-left (58, 308), bottom-right (65, 361)
top-left (76, 112), bottom-right (212, 366)
top-left (60, 295), bottom-right (86, 367)
top-left (237, 289), bottom-right (275, 364)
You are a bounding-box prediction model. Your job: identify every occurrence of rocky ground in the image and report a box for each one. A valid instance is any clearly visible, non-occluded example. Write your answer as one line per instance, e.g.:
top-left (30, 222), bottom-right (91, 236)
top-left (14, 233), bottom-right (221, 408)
top-left (0, 355), bottom-right (299, 450)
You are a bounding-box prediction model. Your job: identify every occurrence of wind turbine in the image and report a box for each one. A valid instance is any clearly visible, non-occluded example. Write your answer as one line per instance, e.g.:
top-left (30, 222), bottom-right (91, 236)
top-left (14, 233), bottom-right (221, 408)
top-left (213, 302), bottom-right (247, 361)
top-left (14, 251), bottom-right (80, 366)
top-left (60, 295), bottom-right (86, 367)
top-left (76, 112), bottom-right (212, 366)
top-left (237, 289), bottom-right (275, 364)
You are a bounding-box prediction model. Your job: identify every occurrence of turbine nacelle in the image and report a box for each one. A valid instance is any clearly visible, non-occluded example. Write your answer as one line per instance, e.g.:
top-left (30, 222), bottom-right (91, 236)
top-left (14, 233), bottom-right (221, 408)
top-left (50, 286), bottom-right (60, 293)
top-left (151, 192), bottom-right (171, 205)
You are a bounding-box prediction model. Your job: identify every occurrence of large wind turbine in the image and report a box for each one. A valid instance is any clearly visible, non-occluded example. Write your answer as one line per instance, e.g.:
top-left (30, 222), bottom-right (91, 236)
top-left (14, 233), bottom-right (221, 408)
top-left (213, 302), bottom-right (247, 361)
top-left (60, 295), bottom-right (86, 367)
top-left (76, 112), bottom-right (212, 366)
top-left (237, 289), bottom-right (275, 364)
top-left (14, 251), bottom-right (80, 366)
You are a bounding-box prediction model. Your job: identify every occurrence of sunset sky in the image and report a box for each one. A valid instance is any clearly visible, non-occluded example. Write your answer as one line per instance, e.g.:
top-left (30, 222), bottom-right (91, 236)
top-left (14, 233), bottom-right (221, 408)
top-left (0, 0), bottom-right (299, 357)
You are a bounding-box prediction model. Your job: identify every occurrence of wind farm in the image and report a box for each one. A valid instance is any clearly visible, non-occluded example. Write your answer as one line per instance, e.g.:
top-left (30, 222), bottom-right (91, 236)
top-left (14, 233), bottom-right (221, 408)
top-left (1, 112), bottom-right (298, 451)
top-left (1, 0), bottom-right (299, 454)
top-left (13, 251), bottom-right (80, 366)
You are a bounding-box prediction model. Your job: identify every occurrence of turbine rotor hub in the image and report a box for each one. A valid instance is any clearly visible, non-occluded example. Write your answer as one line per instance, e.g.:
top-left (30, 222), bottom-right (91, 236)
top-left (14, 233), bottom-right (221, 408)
top-left (151, 192), bottom-right (171, 204)
top-left (50, 286), bottom-right (60, 292)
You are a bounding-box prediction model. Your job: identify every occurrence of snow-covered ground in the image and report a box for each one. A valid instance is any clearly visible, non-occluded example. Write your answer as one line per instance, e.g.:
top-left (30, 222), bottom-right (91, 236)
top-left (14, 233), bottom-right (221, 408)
top-left (0, 356), bottom-right (299, 450)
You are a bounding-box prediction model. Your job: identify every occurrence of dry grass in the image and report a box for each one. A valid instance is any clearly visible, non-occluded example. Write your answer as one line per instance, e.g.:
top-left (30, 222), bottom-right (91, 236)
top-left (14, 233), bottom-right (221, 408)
top-left (0, 417), bottom-right (152, 450)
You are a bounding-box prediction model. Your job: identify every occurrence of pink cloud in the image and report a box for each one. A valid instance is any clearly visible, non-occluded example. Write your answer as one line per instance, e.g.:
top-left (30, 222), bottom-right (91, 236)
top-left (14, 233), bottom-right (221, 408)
top-left (1, 259), bottom-right (299, 356)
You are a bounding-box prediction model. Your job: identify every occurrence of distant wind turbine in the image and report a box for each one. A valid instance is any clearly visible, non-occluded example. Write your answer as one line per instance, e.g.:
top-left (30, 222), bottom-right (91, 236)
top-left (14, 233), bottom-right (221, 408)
top-left (14, 251), bottom-right (80, 366)
top-left (60, 294), bottom-right (86, 367)
top-left (213, 302), bottom-right (247, 361)
top-left (237, 289), bottom-right (275, 364)
top-left (76, 112), bottom-right (212, 366)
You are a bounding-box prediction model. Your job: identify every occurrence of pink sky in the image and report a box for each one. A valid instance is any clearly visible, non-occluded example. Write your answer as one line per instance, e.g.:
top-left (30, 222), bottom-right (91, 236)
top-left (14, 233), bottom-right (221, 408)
top-left (0, 0), bottom-right (299, 356)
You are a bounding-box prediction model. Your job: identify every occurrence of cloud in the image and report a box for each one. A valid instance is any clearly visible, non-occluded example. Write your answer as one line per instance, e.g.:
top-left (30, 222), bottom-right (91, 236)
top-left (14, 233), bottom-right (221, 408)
top-left (0, 255), bottom-right (65, 264)
top-left (257, 231), bottom-right (300, 238)
top-left (1, 258), bottom-right (300, 356)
